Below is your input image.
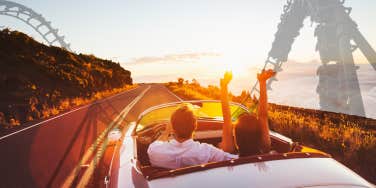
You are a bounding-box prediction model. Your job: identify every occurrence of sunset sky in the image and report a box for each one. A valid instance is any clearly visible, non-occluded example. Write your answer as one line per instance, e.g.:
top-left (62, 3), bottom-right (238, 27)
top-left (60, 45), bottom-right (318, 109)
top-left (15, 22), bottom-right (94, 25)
top-left (2, 0), bottom-right (376, 117)
top-left (3, 1), bottom-right (375, 65)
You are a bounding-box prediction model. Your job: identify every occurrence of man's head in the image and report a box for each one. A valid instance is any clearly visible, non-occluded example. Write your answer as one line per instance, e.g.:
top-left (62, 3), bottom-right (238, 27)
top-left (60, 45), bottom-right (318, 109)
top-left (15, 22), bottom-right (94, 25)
top-left (234, 113), bottom-right (263, 156)
top-left (170, 105), bottom-right (197, 140)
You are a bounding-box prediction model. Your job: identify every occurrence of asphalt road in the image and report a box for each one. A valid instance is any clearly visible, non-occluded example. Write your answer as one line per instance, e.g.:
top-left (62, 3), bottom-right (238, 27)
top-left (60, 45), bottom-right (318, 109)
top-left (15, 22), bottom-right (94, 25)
top-left (0, 84), bottom-right (181, 188)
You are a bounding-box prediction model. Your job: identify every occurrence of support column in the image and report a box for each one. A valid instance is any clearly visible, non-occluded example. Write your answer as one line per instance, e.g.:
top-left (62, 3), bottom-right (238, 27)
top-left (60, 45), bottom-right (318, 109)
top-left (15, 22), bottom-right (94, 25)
top-left (336, 8), bottom-right (365, 116)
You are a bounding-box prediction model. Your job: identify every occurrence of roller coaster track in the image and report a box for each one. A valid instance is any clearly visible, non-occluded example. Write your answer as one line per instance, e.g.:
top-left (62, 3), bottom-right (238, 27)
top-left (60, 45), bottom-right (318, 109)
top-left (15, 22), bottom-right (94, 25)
top-left (0, 0), bottom-right (71, 51)
top-left (250, 0), bottom-right (295, 98)
top-left (233, 0), bottom-right (294, 115)
top-left (234, 0), bottom-right (375, 117)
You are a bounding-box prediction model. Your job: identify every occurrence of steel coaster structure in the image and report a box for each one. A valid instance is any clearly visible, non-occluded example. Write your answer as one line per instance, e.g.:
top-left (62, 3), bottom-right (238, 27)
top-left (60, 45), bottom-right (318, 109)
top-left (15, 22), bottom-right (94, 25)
top-left (243, 0), bottom-right (376, 117)
top-left (0, 0), bottom-right (71, 51)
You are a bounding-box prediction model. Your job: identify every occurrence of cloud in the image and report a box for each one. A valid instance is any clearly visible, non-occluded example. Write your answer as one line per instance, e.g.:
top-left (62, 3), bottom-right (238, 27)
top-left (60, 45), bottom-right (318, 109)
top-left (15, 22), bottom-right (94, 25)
top-left (126, 52), bottom-right (221, 64)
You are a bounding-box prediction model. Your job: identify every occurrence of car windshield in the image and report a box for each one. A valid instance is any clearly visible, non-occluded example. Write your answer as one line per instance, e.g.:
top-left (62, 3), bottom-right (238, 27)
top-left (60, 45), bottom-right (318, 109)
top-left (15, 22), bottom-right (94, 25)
top-left (135, 101), bottom-right (248, 133)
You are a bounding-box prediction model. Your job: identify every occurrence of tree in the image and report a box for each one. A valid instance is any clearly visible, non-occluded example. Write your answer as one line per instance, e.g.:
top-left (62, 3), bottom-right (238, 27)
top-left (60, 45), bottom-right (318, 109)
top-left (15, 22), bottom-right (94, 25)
top-left (192, 78), bottom-right (200, 87)
top-left (177, 77), bottom-right (184, 86)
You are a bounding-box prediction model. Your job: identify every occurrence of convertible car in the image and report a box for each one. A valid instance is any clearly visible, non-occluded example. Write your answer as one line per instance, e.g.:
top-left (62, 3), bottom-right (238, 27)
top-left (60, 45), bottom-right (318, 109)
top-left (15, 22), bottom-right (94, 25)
top-left (109, 100), bottom-right (373, 188)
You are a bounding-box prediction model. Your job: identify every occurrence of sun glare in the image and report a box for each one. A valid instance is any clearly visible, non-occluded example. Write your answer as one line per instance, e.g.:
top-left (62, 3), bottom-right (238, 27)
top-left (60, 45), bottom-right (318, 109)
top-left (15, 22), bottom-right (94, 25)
top-left (215, 55), bottom-right (249, 77)
top-left (224, 62), bottom-right (245, 75)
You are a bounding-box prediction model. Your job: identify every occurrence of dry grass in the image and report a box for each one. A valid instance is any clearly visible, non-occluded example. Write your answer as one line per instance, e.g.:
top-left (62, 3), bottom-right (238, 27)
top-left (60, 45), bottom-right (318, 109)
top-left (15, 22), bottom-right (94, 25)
top-left (0, 29), bottom-right (134, 129)
top-left (268, 104), bottom-right (376, 182)
top-left (166, 80), bottom-right (376, 183)
top-left (1, 84), bottom-right (137, 129)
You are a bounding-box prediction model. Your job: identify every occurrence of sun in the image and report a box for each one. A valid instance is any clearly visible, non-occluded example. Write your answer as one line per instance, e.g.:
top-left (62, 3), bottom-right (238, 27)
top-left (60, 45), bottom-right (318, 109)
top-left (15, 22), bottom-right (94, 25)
top-left (223, 62), bottom-right (246, 75)
top-left (215, 56), bottom-right (248, 77)
top-left (198, 54), bottom-right (251, 78)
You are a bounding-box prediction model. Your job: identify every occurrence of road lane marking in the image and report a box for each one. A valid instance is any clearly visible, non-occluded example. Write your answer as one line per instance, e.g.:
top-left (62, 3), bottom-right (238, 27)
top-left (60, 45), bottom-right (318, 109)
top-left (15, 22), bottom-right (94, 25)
top-left (61, 100), bottom-right (135, 188)
top-left (164, 86), bottom-right (183, 101)
top-left (75, 86), bottom-right (151, 188)
top-left (0, 86), bottom-right (140, 141)
top-left (62, 86), bottom-right (150, 188)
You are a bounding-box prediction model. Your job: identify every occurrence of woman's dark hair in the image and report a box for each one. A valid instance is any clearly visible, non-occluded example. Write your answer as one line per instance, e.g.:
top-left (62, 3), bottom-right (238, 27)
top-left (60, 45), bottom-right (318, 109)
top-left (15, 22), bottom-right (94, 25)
top-left (234, 113), bottom-right (263, 157)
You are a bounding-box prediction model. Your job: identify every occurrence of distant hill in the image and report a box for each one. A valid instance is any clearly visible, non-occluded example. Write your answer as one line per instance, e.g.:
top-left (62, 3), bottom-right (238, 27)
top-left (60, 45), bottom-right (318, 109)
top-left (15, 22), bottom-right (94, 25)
top-left (0, 29), bottom-right (133, 125)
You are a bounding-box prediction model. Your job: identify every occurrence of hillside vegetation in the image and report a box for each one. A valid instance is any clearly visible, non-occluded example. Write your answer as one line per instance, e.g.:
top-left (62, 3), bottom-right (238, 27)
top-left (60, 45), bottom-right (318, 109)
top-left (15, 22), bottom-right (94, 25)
top-left (0, 29), bottom-right (134, 129)
top-left (166, 79), bottom-right (376, 183)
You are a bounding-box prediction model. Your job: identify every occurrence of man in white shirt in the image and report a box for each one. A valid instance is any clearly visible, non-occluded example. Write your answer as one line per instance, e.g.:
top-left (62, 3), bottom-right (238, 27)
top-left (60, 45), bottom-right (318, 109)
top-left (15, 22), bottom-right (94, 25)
top-left (147, 105), bottom-right (237, 169)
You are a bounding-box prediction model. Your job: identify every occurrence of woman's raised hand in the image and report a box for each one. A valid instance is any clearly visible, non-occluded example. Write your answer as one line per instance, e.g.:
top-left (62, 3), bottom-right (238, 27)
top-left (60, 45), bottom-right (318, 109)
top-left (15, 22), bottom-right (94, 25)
top-left (220, 71), bottom-right (233, 88)
top-left (257, 69), bottom-right (276, 82)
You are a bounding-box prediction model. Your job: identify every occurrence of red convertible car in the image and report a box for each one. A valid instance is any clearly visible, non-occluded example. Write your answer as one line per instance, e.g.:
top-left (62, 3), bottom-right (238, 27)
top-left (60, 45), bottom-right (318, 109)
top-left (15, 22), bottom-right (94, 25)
top-left (108, 100), bottom-right (373, 188)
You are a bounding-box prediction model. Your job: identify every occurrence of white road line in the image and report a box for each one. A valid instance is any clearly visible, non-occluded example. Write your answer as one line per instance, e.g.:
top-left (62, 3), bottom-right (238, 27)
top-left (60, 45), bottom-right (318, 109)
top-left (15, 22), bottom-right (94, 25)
top-left (164, 86), bottom-right (183, 101)
top-left (62, 86), bottom-right (151, 188)
top-left (0, 86), bottom-right (140, 141)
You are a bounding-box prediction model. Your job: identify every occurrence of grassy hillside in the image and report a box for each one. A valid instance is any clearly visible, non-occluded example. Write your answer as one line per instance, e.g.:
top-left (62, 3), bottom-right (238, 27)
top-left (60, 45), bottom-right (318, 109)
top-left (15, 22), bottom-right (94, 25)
top-left (166, 79), bottom-right (376, 183)
top-left (0, 29), bottom-right (134, 128)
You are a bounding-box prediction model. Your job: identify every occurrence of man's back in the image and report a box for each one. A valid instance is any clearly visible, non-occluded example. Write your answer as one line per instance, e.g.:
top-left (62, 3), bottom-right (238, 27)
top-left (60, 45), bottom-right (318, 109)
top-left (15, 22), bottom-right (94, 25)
top-left (147, 139), bottom-right (237, 169)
